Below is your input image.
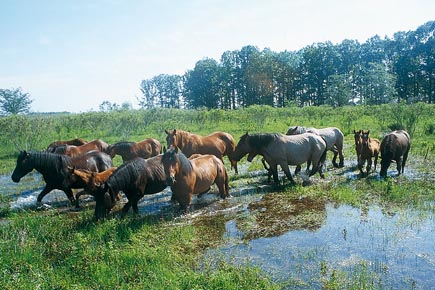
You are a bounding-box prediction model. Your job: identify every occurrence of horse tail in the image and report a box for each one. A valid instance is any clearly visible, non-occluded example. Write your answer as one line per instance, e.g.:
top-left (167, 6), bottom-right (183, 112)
top-left (320, 137), bottom-right (328, 165)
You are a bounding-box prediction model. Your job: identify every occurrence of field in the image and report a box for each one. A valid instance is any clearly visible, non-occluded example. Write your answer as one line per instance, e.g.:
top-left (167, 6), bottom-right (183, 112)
top-left (1, 104), bottom-right (435, 289)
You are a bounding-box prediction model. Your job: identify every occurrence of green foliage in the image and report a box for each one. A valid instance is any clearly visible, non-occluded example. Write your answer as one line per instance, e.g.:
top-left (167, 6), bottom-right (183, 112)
top-left (0, 87), bottom-right (32, 115)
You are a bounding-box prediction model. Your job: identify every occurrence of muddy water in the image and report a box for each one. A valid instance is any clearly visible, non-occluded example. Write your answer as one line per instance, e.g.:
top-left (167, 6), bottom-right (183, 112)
top-left (2, 159), bottom-right (435, 288)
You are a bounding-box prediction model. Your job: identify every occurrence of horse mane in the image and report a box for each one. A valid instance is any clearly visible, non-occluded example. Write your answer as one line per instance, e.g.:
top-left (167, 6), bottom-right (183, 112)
top-left (112, 141), bottom-right (134, 151)
top-left (107, 158), bottom-right (145, 192)
top-left (175, 151), bottom-right (193, 175)
top-left (247, 133), bottom-right (281, 151)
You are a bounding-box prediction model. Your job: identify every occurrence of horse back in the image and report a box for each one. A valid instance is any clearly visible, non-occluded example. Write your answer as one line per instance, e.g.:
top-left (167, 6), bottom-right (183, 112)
top-left (190, 154), bottom-right (225, 193)
top-left (71, 151), bottom-right (113, 172)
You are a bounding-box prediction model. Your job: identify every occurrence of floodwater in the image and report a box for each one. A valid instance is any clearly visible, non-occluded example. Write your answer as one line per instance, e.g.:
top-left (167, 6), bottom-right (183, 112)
top-left (2, 159), bottom-right (435, 288)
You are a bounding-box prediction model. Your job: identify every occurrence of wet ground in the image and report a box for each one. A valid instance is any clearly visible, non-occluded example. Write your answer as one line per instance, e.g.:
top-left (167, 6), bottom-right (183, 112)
top-left (2, 156), bottom-right (435, 288)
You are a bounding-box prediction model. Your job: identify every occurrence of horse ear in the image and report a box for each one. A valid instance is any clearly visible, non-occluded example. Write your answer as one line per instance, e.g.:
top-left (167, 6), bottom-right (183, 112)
top-left (174, 146), bottom-right (179, 153)
top-left (165, 129), bottom-right (169, 134)
top-left (367, 130), bottom-right (370, 135)
top-left (163, 146), bottom-right (167, 153)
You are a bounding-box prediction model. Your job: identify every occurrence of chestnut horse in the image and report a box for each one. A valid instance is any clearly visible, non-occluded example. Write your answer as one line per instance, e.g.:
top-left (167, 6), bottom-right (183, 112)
top-left (11, 150), bottom-right (113, 205)
top-left (286, 126), bottom-right (344, 168)
top-left (233, 132), bottom-right (327, 184)
top-left (53, 139), bottom-right (109, 157)
top-left (161, 147), bottom-right (230, 211)
top-left (63, 166), bottom-right (118, 207)
top-left (355, 130), bottom-right (380, 176)
top-left (165, 129), bottom-right (238, 174)
top-left (106, 138), bottom-right (162, 162)
top-left (380, 130), bottom-right (411, 177)
top-left (93, 155), bottom-right (167, 219)
top-left (46, 138), bottom-right (88, 153)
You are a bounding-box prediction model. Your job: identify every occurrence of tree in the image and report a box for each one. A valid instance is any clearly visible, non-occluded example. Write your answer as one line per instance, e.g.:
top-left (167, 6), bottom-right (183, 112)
top-left (0, 87), bottom-right (32, 115)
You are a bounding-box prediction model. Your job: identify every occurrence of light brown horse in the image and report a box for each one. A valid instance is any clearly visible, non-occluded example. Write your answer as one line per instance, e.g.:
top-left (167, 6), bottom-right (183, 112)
top-left (63, 167), bottom-right (118, 207)
top-left (53, 139), bottom-right (109, 157)
top-left (161, 146), bottom-right (230, 211)
top-left (165, 129), bottom-right (238, 174)
top-left (46, 138), bottom-right (88, 152)
top-left (106, 138), bottom-right (162, 162)
top-left (380, 130), bottom-right (411, 177)
top-left (233, 132), bottom-right (327, 184)
top-left (355, 130), bottom-right (380, 176)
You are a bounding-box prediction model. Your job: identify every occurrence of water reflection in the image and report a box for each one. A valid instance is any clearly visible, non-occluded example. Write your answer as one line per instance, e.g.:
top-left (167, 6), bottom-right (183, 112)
top-left (204, 203), bottom-right (435, 289)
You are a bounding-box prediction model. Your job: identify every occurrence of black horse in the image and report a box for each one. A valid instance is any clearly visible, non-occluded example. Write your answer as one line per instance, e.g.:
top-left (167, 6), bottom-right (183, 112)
top-left (11, 150), bottom-right (113, 205)
top-left (94, 155), bottom-right (167, 220)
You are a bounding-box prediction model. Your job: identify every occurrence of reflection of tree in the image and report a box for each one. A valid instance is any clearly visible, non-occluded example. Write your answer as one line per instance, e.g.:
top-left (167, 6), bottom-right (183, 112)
top-left (235, 193), bottom-right (326, 241)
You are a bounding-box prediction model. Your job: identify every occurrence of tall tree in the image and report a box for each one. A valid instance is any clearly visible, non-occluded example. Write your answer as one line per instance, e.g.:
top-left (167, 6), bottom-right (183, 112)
top-left (0, 87), bottom-right (32, 115)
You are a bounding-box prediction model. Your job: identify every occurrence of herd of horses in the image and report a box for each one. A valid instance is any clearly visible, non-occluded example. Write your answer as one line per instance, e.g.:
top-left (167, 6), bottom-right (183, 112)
top-left (11, 127), bottom-right (411, 220)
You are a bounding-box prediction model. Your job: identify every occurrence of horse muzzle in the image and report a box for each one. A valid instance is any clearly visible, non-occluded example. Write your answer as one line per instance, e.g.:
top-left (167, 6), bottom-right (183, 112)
top-left (166, 176), bottom-right (175, 185)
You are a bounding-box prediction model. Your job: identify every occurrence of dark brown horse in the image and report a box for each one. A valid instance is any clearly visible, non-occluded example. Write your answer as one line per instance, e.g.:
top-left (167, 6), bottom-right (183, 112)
top-left (233, 132), bottom-right (327, 184)
top-left (355, 130), bottom-right (380, 176)
top-left (46, 138), bottom-right (88, 153)
top-left (63, 166), bottom-right (118, 207)
top-left (380, 130), bottom-right (411, 177)
top-left (106, 138), bottom-right (162, 162)
top-left (11, 150), bottom-right (113, 205)
top-left (165, 129), bottom-right (238, 174)
top-left (287, 126), bottom-right (344, 168)
top-left (93, 155), bottom-right (167, 220)
top-left (353, 130), bottom-right (362, 162)
top-left (161, 147), bottom-right (230, 211)
top-left (53, 139), bottom-right (109, 157)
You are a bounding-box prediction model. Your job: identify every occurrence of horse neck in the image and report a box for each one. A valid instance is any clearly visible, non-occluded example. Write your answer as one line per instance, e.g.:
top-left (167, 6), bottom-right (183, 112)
top-left (176, 131), bottom-right (190, 150)
top-left (30, 152), bottom-right (67, 175)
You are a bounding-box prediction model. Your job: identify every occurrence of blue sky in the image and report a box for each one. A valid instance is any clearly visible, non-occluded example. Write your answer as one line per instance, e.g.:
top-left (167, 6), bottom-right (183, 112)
top-left (1, 0), bottom-right (434, 113)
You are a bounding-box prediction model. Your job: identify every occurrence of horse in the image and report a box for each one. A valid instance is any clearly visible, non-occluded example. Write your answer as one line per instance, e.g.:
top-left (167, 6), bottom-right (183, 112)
top-left (93, 155), bottom-right (167, 220)
top-left (380, 130), bottom-right (411, 177)
top-left (53, 139), bottom-right (109, 157)
top-left (106, 138), bottom-right (162, 162)
top-left (353, 130), bottom-right (362, 162)
top-left (11, 150), bottom-right (113, 206)
top-left (355, 130), bottom-right (380, 176)
top-left (161, 146), bottom-right (230, 211)
top-left (232, 132), bottom-right (327, 184)
top-left (165, 129), bottom-right (238, 174)
top-left (286, 126), bottom-right (344, 168)
top-left (46, 138), bottom-right (88, 153)
top-left (62, 166), bottom-right (118, 207)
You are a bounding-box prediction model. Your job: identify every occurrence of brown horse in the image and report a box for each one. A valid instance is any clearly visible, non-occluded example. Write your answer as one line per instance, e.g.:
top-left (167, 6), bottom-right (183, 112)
top-left (63, 166), bottom-right (118, 207)
top-left (165, 129), bottom-right (238, 174)
top-left (53, 139), bottom-right (109, 157)
top-left (161, 146), bottom-right (230, 211)
top-left (233, 132), bottom-right (327, 184)
top-left (11, 150), bottom-right (113, 205)
top-left (46, 138), bottom-right (88, 153)
top-left (380, 130), bottom-right (411, 177)
top-left (287, 126), bottom-right (344, 168)
top-left (355, 130), bottom-right (380, 176)
top-left (106, 138), bottom-right (162, 162)
top-left (353, 130), bottom-right (362, 162)
top-left (93, 155), bottom-right (167, 219)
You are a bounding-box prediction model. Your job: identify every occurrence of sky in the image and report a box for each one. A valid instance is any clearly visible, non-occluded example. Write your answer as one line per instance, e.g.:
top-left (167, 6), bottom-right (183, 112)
top-left (1, 0), bottom-right (434, 113)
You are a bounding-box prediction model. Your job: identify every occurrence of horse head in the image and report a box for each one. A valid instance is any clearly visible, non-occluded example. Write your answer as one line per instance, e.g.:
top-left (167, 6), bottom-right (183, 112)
top-left (361, 130), bottom-right (370, 149)
top-left (161, 146), bottom-right (179, 185)
top-left (11, 151), bottom-right (33, 183)
top-left (165, 129), bottom-right (179, 149)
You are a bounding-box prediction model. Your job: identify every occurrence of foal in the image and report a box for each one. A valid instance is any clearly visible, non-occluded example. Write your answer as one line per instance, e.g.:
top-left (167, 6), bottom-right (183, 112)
top-left (356, 130), bottom-right (380, 176)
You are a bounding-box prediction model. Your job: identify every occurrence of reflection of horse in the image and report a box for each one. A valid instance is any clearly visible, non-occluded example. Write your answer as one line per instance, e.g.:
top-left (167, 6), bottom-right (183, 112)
top-left (165, 129), bottom-right (238, 174)
top-left (355, 130), bottom-right (380, 176)
top-left (106, 138), bottom-right (162, 162)
top-left (161, 147), bottom-right (230, 211)
top-left (233, 132), bottom-right (327, 184)
top-left (93, 155), bottom-right (167, 220)
top-left (46, 138), bottom-right (88, 153)
top-left (380, 130), bottom-right (411, 177)
top-left (11, 150), bottom-right (113, 205)
top-left (286, 126), bottom-right (344, 168)
top-left (63, 166), bottom-right (118, 207)
top-left (53, 139), bottom-right (109, 157)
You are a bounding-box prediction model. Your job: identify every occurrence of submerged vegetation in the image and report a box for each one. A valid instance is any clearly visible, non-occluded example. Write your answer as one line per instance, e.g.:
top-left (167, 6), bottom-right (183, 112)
top-left (1, 104), bottom-right (435, 288)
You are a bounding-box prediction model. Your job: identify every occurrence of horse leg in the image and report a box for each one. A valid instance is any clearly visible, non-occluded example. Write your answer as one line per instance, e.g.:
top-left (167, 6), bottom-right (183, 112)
top-left (357, 158), bottom-right (365, 175)
top-left (270, 163), bottom-right (280, 184)
top-left (230, 159), bottom-right (238, 175)
top-left (366, 158), bottom-right (372, 176)
top-left (74, 189), bottom-right (88, 208)
top-left (332, 148), bottom-right (339, 168)
top-left (396, 157), bottom-right (402, 175)
top-left (294, 164), bottom-right (301, 175)
top-left (281, 163), bottom-right (296, 185)
top-left (309, 160), bottom-right (324, 178)
top-left (374, 153), bottom-right (378, 172)
top-left (402, 150), bottom-right (410, 174)
top-left (36, 185), bottom-right (56, 204)
top-left (63, 188), bottom-right (76, 206)
top-left (261, 158), bottom-right (272, 182)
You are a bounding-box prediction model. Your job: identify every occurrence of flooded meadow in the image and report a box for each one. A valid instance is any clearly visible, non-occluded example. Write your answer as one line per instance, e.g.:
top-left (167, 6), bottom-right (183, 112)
top-left (2, 156), bottom-right (435, 288)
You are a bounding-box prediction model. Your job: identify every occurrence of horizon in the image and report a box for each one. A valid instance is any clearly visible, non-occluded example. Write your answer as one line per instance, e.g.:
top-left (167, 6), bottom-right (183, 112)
top-left (1, 0), bottom-right (434, 113)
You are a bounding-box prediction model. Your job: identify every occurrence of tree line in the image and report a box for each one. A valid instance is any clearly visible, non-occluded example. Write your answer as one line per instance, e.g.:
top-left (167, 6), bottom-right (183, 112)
top-left (139, 21), bottom-right (435, 109)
